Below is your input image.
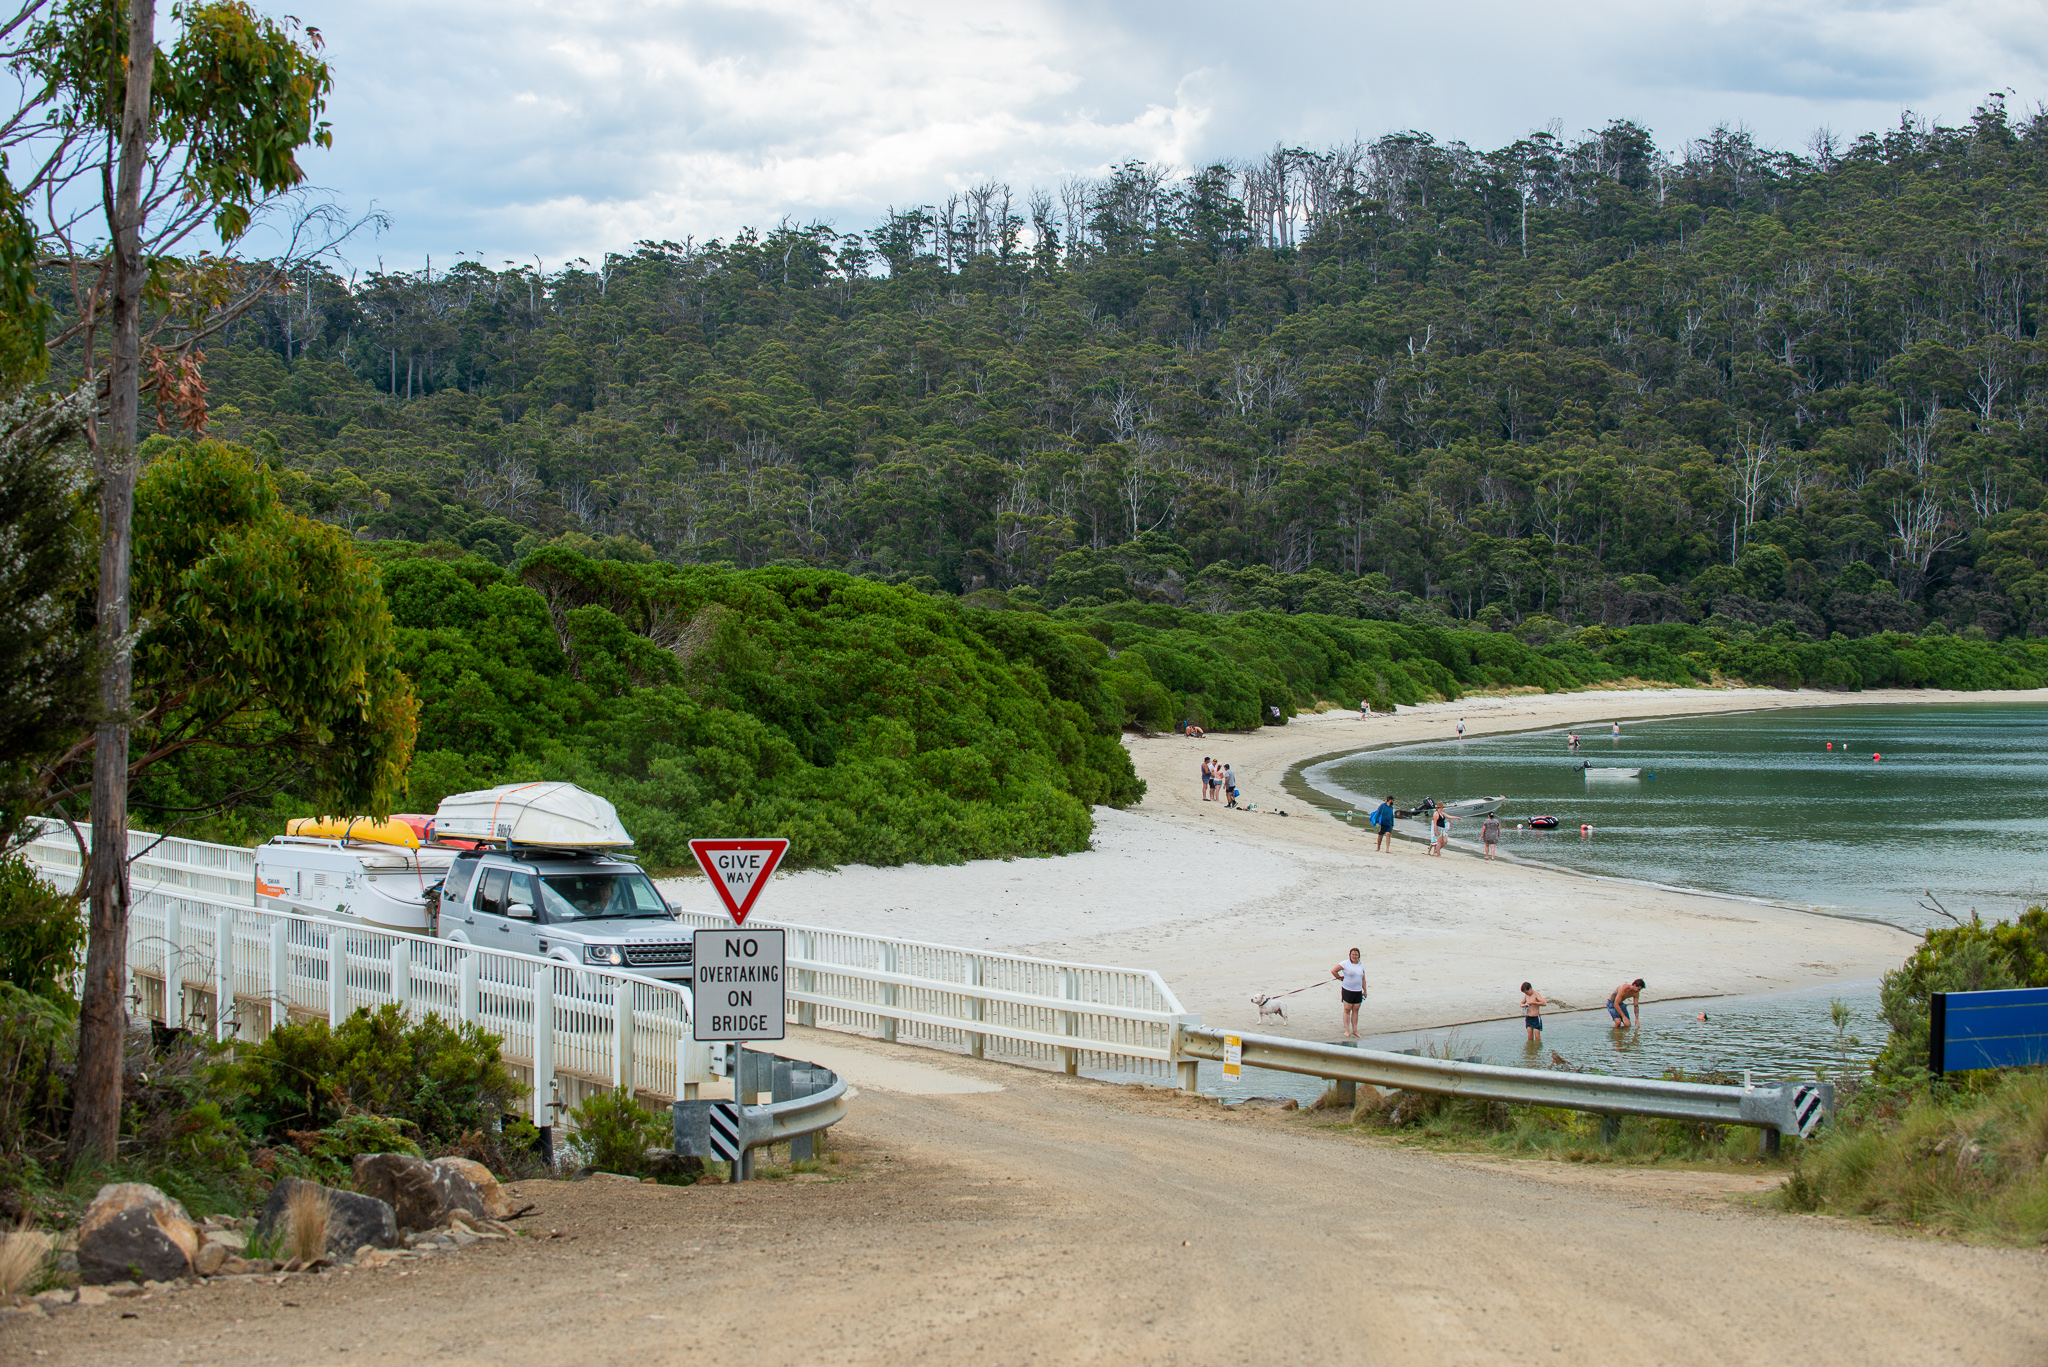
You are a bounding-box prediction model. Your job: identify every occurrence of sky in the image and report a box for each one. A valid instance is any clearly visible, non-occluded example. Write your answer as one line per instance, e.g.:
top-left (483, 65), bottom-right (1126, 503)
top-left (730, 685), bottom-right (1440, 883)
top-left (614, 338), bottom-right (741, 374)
top-left (274, 0), bottom-right (2048, 271)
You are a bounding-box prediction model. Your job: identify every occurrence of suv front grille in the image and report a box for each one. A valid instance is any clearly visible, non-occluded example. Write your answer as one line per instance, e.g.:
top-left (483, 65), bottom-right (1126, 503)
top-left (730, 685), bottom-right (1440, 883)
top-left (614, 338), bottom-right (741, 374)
top-left (624, 941), bottom-right (692, 966)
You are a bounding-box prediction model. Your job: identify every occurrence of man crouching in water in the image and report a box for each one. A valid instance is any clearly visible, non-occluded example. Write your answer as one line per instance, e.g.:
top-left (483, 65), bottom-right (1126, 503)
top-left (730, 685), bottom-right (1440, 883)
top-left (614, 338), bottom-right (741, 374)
top-left (1607, 978), bottom-right (1645, 1030)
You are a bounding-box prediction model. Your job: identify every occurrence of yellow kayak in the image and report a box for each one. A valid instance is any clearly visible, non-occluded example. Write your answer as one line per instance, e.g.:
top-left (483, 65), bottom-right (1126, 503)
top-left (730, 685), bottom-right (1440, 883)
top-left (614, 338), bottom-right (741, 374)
top-left (286, 816), bottom-right (422, 849)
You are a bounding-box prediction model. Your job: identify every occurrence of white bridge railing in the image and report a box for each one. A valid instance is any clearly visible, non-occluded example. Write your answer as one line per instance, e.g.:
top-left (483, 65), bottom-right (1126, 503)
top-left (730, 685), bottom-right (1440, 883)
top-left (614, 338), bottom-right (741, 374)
top-left (673, 912), bottom-right (1199, 1084)
top-left (24, 825), bottom-right (1204, 1097)
top-left (23, 827), bottom-right (712, 1125)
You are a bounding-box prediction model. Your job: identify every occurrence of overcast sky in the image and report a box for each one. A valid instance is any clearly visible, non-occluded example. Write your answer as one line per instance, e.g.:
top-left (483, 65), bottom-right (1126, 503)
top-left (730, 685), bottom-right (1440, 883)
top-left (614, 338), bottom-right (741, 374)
top-left (280, 0), bottom-right (2048, 270)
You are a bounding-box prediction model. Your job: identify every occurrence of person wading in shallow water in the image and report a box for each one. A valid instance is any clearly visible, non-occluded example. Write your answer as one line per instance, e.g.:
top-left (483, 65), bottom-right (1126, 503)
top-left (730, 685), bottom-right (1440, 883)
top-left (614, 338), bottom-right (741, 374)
top-left (1607, 978), bottom-right (1646, 1030)
top-left (1331, 948), bottom-right (1367, 1038)
top-left (1372, 795), bottom-right (1396, 853)
top-left (1520, 982), bottom-right (1547, 1043)
top-left (1481, 811), bottom-right (1501, 860)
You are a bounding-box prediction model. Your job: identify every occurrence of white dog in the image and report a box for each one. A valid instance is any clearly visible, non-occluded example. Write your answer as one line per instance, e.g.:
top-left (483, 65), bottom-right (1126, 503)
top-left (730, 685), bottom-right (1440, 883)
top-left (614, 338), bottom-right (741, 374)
top-left (1251, 994), bottom-right (1287, 1025)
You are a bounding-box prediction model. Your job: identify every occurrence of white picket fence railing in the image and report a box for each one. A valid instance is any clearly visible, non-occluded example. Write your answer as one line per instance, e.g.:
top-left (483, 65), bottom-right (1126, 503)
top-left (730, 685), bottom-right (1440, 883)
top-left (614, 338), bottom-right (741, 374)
top-left (672, 912), bottom-right (1198, 1083)
top-left (23, 827), bottom-right (711, 1125)
top-left (25, 824), bottom-right (1203, 1097)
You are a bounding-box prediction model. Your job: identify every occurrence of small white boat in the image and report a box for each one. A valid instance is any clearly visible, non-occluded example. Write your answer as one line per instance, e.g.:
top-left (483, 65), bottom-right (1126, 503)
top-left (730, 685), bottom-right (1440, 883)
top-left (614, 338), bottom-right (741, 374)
top-left (1582, 766), bottom-right (1641, 779)
top-left (1439, 795), bottom-right (1505, 817)
top-left (431, 782), bottom-right (632, 849)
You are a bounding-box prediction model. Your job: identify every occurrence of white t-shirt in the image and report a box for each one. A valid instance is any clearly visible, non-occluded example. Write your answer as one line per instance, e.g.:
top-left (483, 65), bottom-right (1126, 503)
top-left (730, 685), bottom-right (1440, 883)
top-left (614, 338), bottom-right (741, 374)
top-left (1337, 961), bottom-right (1366, 992)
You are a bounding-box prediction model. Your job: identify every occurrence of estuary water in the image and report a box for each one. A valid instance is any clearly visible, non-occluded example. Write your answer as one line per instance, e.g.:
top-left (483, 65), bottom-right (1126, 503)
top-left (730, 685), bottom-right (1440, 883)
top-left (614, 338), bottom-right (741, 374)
top-left (1300, 701), bottom-right (2048, 934)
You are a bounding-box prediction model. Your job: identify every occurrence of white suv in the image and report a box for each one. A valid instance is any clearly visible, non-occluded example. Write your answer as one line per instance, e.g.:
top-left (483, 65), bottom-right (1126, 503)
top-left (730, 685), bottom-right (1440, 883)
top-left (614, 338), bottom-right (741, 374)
top-left (434, 848), bottom-right (693, 983)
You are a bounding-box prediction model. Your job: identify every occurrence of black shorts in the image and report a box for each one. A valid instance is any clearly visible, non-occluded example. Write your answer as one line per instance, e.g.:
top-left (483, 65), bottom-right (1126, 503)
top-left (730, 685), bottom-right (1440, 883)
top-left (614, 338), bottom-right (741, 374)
top-left (1524, 1015), bottom-right (1542, 1031)
top-left (1341, 989), bottom-right (1364, 1005)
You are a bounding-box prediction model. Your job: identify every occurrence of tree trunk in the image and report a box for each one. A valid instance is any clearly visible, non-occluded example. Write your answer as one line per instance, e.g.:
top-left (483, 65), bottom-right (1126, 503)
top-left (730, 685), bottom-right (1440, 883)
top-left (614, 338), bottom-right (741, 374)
top-left (67, 0), bottom-right (155, 1169)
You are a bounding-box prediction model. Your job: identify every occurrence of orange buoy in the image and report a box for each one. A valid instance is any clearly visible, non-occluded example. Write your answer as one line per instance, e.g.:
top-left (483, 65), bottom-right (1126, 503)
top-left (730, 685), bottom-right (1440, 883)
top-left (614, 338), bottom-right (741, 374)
top-left (1873, 752), bottom-right (1881, 763)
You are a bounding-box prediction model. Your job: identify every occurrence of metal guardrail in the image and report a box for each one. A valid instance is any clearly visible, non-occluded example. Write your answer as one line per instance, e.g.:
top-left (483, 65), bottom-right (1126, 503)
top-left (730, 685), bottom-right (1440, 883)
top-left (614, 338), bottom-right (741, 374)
top-left (673, 1048), bottom-right (848, 1181)
top-left (671, 911), bottom-right (1199, 1082)
top-left (1174, 1026), bottom-right (1834, 1141)
top-left (21, 837), bottom-right (716, 1126)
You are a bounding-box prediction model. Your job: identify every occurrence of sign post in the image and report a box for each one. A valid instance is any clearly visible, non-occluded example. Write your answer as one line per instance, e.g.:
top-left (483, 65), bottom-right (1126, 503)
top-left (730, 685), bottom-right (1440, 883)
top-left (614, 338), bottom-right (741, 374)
top-left (686, 836), bottom-right (790, 1182)
top-left (1223, 1034), bottom-right (1242, 1078)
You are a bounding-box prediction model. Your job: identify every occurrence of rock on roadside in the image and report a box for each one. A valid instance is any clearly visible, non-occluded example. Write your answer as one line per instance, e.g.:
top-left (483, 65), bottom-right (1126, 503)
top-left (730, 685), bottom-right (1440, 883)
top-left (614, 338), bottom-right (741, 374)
top-left (76, 1184), bottom-right (198, 1285)
top-left (257, 1179), bottom-right (398, 1257)
top-left (353, 1153), bottom-right (486, 1231)
top-left (431, 1157), bottom-right (514, 1221)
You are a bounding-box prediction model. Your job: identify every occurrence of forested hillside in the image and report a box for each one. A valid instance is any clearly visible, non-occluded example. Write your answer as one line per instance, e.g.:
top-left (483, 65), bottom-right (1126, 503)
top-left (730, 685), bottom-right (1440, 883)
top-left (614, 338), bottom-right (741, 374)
top-left (67, 101), bottom-right (2048, 862)
top-left (156, 98), bottom-right (2048, 649)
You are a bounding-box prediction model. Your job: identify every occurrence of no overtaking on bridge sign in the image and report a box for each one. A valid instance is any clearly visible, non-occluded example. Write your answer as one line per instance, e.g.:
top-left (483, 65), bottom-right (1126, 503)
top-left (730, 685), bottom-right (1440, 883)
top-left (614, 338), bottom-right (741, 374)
top-left (693, 929), bottom-right (786, 1042)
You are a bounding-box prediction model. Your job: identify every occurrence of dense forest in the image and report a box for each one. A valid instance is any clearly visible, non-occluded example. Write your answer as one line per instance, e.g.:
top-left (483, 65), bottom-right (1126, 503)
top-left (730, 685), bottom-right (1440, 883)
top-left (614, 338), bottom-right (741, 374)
top-left (153, 97), bottom-right (2048, 647)
top-left (59, 100), bottom-right (2048, 861)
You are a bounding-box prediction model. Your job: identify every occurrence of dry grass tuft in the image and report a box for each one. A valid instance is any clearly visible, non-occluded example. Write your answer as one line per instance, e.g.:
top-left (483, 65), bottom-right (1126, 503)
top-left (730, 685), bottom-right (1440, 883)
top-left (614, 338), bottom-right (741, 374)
top-left (0, 1224), bottom-right (51, 1297)
top-left (286, 1183), bottom-right (331, 1262)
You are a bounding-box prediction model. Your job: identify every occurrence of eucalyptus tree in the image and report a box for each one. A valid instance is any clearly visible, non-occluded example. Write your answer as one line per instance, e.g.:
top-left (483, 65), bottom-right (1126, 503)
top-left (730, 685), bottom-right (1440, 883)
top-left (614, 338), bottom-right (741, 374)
top-left (8, 0), bottom-right (340, 1164)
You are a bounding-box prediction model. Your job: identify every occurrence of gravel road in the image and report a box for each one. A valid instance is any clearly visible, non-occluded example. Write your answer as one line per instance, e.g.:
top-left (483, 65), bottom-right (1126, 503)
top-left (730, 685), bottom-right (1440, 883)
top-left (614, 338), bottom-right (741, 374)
top-left (8, 1030), bottom-right (2042, 1367)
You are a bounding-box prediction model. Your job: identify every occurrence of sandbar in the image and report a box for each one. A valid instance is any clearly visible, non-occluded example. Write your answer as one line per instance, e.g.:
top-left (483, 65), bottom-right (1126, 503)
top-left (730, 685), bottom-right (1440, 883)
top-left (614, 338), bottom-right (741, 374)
top-left (663, 687), bottom-right (2047, 1039)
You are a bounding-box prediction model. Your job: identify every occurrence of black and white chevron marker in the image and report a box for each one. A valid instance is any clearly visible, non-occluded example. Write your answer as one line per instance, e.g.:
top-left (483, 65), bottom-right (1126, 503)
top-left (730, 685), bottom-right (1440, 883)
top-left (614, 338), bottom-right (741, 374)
top-left (1791, 1085), bottom-right (1826, 1137)
top-left (707, 1102), bottom-right (742, 1162)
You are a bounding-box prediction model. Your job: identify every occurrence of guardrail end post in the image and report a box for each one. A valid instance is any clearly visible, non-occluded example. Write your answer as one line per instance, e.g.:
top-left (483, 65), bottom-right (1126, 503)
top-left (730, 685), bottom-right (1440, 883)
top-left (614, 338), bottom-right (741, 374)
top-left (1170, 1021), bottom-right (1200, 1093)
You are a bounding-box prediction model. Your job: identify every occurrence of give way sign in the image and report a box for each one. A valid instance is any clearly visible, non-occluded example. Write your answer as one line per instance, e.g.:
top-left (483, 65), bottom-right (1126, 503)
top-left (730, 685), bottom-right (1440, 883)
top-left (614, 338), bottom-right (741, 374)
top-left (688, 838), bottom-right (790, 926)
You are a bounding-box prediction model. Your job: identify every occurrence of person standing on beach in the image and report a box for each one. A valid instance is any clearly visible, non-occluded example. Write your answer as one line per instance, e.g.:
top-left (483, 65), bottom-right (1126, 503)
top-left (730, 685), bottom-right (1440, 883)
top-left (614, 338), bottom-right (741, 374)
top-left (1372, 795), bottom-right (1396, 852)
top-left (1457, 717), bottom-right (1465, 738)
top-left (1481, 811), bottom-right (1501, 859)
top-left (1520, 982), bottom-right (1547, 1043)
top-left (1223, 764), bottom-right (1239, 808)
top-left (1331, 948), bottom-right (1367, 1038)
top-left (1607, 978), bottom-right (1645, 1030)
top-left (1430, 808), bottom-right (1454, 855)
top-left (1200, 757), bottom-right (1212, 802)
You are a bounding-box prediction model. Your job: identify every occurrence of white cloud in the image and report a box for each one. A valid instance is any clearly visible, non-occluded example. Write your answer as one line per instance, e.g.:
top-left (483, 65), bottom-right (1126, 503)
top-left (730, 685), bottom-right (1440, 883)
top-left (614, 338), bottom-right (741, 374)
top-left (285, 0), bottom-right (2048, 266)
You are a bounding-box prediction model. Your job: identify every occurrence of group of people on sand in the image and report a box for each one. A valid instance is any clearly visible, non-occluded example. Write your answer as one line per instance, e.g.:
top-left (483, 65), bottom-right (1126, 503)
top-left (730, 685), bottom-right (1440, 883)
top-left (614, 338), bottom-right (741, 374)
top-left (1324, 949), bottom-right (1649, 1042)
top-left (1199, 756), bottom-right (1238, 807)
top-left (1364, 796), bottom-right (1504, 860)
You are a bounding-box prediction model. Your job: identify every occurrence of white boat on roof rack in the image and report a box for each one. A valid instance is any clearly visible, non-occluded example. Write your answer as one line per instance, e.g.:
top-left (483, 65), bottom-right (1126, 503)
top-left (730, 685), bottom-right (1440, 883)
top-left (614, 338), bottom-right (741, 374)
top-left (431, 782), bottom-right (632, 849)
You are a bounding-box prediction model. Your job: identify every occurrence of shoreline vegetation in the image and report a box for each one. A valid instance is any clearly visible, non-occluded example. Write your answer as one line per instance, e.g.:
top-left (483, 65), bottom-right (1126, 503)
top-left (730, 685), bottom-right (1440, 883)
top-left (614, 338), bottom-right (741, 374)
top-left (133, 535), bottom-right (2048, 879)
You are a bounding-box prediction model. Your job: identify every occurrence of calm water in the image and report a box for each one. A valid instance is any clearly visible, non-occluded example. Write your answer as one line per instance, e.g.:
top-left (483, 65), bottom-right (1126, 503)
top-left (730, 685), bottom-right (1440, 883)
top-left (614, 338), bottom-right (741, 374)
top-left (1300, 702), bottom-right (2048, 933)
top-left (1160, 980), bottom-right (1883, 1104)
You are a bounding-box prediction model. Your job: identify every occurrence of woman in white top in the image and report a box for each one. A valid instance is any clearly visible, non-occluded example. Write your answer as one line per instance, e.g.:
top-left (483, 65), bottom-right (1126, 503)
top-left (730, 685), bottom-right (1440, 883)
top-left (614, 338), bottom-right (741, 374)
top-left (1331, 948), bottom-right (1367, 1038)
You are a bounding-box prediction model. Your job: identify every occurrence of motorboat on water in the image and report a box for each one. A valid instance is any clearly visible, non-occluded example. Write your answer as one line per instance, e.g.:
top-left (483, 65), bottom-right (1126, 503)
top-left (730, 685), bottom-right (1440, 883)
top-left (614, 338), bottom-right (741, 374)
top-left (1525, 815), bottom-right (1561, 829)
top-left (1395, 795), bottom-right (1505, 819)
top-left (1581, 766), bottom-right (1642, 779)
top-left (254, 783), bottom-right (635, 932)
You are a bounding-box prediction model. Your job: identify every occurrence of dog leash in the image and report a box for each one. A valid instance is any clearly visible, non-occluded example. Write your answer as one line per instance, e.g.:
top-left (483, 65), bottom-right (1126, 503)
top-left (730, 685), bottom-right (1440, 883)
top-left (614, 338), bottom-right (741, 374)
top-left (1258, 979), bottom-right (1335, 1001)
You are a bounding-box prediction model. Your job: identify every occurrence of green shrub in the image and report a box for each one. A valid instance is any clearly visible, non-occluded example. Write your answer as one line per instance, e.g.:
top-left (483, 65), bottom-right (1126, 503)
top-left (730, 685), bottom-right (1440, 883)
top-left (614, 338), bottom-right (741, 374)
top-left (221, 1005), bottom-right (525, 1151)
top-left (0, 983), bottom-right (69, 1159)
top-left (1874, 907), bottom-right (2048, 1081)
top-left (566, 1088), bottom-right (670, 1175)
top-left (0, 856), bottom-right (84, 1004)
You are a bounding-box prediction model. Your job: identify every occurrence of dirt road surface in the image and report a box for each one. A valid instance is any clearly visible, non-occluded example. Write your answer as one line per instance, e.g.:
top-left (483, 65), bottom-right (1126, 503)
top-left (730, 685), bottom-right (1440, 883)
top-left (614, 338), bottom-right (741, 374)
top-left (10, 1030), bottom-right (2042, 1367)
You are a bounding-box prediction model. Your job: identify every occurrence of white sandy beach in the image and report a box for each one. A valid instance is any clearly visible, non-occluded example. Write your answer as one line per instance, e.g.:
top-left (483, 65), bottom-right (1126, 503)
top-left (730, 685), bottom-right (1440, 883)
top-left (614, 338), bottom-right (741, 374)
top-left (661, 686), bottom-right (2048, 1039)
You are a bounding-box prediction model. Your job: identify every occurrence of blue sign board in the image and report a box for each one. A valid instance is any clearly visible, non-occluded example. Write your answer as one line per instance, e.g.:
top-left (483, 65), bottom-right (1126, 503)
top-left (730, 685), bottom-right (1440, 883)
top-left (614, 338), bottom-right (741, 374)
top-left (1929, 986), bottom-right (2048, 1074)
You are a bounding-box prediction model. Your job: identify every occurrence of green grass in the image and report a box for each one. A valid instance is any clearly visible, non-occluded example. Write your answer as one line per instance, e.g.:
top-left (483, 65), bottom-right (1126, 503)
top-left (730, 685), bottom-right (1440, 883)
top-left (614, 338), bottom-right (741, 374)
top-left (1779, 1069), bottom-right (2048, 1244)
top-left (1312, 1087), bottom-right (1791, 1168)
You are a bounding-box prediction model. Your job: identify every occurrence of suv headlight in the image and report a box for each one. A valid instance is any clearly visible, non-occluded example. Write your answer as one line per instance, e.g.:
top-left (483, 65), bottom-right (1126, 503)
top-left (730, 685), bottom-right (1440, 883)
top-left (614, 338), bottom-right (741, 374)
top-left (583, 944), bottom-right (624, 966)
